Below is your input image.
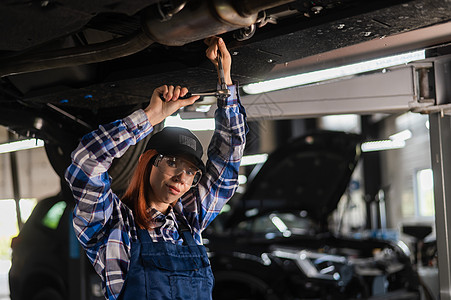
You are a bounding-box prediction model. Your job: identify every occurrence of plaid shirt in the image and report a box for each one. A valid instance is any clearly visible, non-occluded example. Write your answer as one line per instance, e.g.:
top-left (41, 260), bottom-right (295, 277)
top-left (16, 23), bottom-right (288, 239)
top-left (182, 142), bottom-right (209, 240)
top-left (65, 85), bottom-right (247, 300)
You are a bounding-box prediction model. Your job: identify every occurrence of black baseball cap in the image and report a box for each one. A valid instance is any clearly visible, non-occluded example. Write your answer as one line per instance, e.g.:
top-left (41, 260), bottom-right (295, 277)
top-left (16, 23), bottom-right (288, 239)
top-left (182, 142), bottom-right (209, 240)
top-left (144, 127), bottom-right (205, 173)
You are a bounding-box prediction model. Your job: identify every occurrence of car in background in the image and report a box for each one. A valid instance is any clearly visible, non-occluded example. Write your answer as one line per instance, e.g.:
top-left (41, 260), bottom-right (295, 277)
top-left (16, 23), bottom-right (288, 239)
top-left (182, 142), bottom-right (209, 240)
top-left (205, 131), bottom-right (424, 300)
top-left (8, 189), bottom-right (104, 300)
top-left (8, 130), bottom-right (433, 300)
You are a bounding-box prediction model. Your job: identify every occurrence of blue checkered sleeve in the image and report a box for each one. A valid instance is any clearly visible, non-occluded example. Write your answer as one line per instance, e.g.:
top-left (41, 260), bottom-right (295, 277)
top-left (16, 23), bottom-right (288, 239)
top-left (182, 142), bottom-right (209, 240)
top-left (180, 84), bottom-right (248, 238)
top-left (65, 109), bottom-right (153, 299)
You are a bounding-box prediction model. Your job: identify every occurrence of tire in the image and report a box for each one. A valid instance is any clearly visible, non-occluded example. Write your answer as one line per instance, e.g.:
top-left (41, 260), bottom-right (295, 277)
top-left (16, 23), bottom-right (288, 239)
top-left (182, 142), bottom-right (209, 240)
top-left (109, 123), bottom-right (162, 195)
top-left (45, 123), bottom-right (162, 195)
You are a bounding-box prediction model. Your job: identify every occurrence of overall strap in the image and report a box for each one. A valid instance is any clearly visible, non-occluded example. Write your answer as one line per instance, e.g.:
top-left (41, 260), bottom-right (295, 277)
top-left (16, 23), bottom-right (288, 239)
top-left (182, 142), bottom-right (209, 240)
top-left (137, 227), bottom-right (152, 243)
top-left (175, 213), bottom-right (198, 247)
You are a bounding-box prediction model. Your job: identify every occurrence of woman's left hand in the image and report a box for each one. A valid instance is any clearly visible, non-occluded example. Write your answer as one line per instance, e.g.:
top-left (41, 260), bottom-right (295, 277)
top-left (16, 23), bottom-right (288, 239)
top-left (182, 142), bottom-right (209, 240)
top-left (204, 36), bottom-right (232, 86)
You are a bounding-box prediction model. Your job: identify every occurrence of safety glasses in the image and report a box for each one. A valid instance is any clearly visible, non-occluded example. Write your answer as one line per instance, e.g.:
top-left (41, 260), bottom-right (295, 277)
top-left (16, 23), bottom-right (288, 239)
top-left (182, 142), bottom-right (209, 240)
top-left (153, 154), bottom-right (202, 187)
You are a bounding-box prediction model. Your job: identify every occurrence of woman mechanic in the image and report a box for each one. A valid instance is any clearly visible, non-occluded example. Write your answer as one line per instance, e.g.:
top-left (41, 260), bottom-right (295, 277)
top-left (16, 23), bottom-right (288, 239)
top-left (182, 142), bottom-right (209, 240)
top-left (65, 37), bottom-right (247, 300)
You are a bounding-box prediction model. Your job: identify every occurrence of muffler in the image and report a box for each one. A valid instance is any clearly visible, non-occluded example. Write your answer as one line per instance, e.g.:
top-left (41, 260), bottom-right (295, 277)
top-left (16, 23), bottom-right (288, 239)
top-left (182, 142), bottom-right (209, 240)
top-left (142, 0), bottom-right (294, 46)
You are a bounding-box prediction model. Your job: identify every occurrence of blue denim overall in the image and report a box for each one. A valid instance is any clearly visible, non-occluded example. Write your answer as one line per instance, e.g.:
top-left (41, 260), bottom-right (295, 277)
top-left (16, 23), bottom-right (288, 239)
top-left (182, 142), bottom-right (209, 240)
top-left (119, 220), bottom-right (214, 300)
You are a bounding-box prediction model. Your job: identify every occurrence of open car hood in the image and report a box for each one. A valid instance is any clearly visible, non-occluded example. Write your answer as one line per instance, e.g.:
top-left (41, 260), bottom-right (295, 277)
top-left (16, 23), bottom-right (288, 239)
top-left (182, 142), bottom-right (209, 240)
top-left (232, 131), bottom-right (362, 228)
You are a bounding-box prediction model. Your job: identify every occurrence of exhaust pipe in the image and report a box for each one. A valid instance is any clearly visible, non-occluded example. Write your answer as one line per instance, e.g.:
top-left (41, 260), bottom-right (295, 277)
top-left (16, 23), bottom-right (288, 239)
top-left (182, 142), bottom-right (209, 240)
top-left (0, 30), bottom-right (154, 78)
top-left (142, 0), bottom-right (295, 46)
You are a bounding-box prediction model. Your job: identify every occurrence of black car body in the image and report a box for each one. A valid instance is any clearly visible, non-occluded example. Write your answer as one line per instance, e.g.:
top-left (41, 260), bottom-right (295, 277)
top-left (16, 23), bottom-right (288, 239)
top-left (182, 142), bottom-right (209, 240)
top-left (8, 188), bottom-right (105, 300)
top-left (205, 131), bottom-right (421, 300)
top-left (9, 194), bottom-right (71, 300)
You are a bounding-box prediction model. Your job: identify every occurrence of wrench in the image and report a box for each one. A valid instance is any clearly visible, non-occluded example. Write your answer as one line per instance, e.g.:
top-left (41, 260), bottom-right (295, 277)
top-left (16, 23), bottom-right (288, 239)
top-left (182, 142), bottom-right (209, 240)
top-left (159, 89), bottom-right (230, 101)
top-left (160, 49), bottom-right (230, 102)
top-left (217, 49), bottom-right (229, 92)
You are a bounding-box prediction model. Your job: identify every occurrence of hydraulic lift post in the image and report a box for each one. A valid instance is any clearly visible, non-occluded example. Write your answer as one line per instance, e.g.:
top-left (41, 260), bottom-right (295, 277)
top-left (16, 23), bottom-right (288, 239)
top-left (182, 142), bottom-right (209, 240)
top-left (428, 57), bottom-right (451, 300)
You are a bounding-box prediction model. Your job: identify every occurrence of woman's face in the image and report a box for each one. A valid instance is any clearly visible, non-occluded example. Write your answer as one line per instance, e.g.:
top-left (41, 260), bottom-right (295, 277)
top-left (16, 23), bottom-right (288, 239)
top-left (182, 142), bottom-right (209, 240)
top-left (148, 155), bottom-right (197, 212)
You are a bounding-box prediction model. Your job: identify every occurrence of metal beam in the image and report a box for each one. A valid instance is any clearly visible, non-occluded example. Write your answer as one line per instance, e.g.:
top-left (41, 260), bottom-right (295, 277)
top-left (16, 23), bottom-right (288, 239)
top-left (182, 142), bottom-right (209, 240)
top-left (429, 113), bottom-right (451, 300)
top-left (8, 131), bottom-right (23, 230)
top-left (429, 58), bottom-right (451, 300)
top-left (240, 66), bottom-right (418, 119)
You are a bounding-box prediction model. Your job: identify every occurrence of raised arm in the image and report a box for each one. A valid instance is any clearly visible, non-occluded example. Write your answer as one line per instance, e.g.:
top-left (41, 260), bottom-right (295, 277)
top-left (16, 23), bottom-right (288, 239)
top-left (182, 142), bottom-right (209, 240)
top-left (180, 37), bottom-right (248, 232)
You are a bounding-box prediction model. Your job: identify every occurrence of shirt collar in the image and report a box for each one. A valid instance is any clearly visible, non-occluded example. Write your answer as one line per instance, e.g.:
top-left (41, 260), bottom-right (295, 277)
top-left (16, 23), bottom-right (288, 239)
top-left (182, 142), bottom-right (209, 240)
top-left (147, 207), bottom-right (168, 228)
top-left (147, 205), bottom-right (179, 229)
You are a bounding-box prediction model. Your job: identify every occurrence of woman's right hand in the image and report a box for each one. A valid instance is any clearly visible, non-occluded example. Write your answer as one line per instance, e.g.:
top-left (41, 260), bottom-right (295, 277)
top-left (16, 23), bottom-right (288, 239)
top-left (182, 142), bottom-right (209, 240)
top-left (144, 85), bottom-right (199, 126)
top-left (204, 37), bottom-right (232, 86)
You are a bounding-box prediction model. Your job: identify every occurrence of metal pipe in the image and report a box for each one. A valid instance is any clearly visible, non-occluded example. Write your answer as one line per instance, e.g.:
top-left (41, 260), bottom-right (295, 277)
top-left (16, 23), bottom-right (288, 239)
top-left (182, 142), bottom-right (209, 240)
top-left (232, 0), bottom-right (296, 17)
top-left (142, 0), bottom-right (257, 46)
top-left (8, 131), bottom-right (23, 230)
top-left (142, 0), bottom-right (295, 46)
top-left (377, 189), bottom-right (387, 230)
top-left (0, 30), bottom-right (154, 77)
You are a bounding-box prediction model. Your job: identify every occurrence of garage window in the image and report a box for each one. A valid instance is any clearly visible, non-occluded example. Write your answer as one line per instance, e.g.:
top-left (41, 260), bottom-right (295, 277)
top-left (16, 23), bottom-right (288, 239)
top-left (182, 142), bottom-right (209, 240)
top-left (415, 168), bottom-right (435, 217)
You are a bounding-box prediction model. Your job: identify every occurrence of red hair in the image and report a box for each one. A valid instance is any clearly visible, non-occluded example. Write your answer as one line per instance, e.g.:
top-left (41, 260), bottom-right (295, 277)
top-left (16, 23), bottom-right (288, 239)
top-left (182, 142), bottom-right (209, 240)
top-left (122, 149), bottom-right (158, 229)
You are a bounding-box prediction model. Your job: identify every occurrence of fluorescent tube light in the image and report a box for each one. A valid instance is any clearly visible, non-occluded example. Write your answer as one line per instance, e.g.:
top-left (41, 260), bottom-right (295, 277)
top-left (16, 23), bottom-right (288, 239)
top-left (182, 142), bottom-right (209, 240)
top-left (361, 140), bottom-right (406, 152)
top-left (195, 105), bottom-right (212, 113)
top-left (240, 153), bottom-right (268, 166)
top-left (389, 129), bottom-right (412, 141)
top-left (0, 139), bottom-right (44, 154)
top-left (243, 50), bottom-right (425, 94)
top-left (271, 215), bottom-right (289, 233)
top-left (238, 175), bottom-right (248, 185)
top-left (164, 114), bottom-right (215, 131)
top-left (245, 208), bottom-right (259, 217)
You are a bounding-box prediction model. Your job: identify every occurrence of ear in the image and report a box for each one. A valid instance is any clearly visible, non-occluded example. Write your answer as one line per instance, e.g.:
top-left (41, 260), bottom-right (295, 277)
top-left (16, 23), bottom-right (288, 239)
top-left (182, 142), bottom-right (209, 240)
top-left (139, 154), bottom-right (143, 162)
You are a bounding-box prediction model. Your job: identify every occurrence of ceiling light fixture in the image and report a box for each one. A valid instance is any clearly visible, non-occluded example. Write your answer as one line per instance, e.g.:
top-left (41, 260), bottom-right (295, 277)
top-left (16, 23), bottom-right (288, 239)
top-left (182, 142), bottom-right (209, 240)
top-left (361, 140), bottom-right (406, 152)
top-left (238, 175), bottom-right (248, 185)
top-left (164, 114), bottom-right (215, 131)
top-left (0, 139), bottom-right (45, 154)
top-left (242, 50), bottom-right (425, 95)
top-left (240, 153), bottom-right (268, 166)
top-left (389, 129), bottom-right (412, 141)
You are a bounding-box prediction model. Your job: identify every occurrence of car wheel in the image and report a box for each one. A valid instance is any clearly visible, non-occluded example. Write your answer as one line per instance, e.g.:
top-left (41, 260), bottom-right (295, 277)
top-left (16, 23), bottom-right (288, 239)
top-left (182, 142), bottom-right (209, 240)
top-left (213, 271), bottom-right (280, 300)
top-left (45, 123), bottom-right (159, 195)
top-left (108, 131), bottom-right (153, 194)
top-left (31, 287), bottom-right (64, 300)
